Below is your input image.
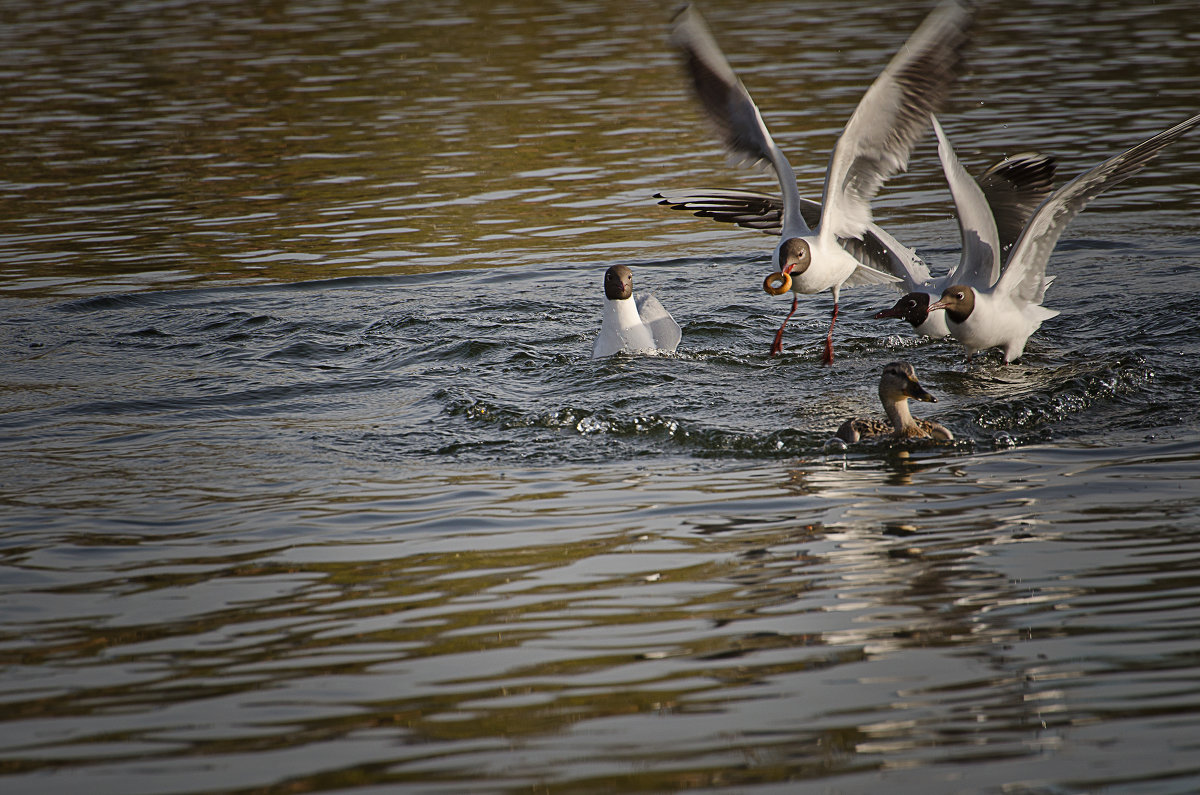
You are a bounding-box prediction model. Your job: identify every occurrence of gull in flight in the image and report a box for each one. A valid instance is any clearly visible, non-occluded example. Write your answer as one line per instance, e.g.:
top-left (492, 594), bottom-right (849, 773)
top-left (669, 0), bottom-right (973, 363)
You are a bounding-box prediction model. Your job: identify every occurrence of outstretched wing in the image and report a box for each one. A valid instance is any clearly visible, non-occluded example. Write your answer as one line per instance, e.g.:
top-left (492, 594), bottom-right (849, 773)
top-left (845, 225), bottom-right (926, 290)
top-left (976, 151), bottom-right (1057, 257)
top-left (998, 113), bottom-right (1200, 304)
top-left (670, 4), bottom-right (811, 236)
top-left (654, 187), bottom-right (920, 286)
top-left (653, 187), bottom-right (814, 233)
top-left (820, 0), bottom-right (973, 244)
top-left (934, 116), bottom-right (1003, 289)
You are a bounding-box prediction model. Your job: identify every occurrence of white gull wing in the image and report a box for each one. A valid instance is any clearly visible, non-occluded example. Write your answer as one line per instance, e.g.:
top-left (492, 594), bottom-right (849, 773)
top-left (996, 112), bottom-right (1200, 305)
top-left (592, 297), bottom-right (660, 358)
top-left (669, 4), bottom-right (810, 237)
top-left (591, 323), bottom-right (626, 359)
top-left (933, 116), bottom-right (1003, 289)
top-left (856, 222), bottom-right (932, 293)
top-left (818, 0), bottom-right (973, 246)
top-left (840, 230), bottom-right (924, 289)
top-left (635, 293), bottom-right (682, 353)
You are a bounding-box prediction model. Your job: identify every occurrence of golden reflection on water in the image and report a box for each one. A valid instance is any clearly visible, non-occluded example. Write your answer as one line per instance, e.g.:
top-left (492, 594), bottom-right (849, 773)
top-left (5, 0), bottom-right (1198, 296)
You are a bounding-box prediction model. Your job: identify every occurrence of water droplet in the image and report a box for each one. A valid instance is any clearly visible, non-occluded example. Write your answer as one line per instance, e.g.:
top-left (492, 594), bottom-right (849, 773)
top-left (823, 437), bottom-right (848, 453)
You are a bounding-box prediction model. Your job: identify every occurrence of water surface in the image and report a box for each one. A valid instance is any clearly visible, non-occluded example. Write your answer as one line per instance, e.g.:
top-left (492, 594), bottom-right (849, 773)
top-left (3, 1), bottom-right (1200, 792)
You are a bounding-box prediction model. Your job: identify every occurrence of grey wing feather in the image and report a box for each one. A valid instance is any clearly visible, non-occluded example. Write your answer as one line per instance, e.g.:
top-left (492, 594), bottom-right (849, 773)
top-left (670, 6), bottom-right (773, 171)
top-left (999, 113), bottom-right (1200, 304)
top-left (976, 151), bottom-right (1057, 256)
top-left (934, 116), bottom-right (1003, 289)
top-left (670, 5), bottom-right (809, 234)
top-left (840, 231), bottom-right (919, 288)
top-left (653, 188), bottom-right (816, 234)
top-left (592, 327), bottom-right (624, 358)
top-left (820, 0), bottom-right (973, 242)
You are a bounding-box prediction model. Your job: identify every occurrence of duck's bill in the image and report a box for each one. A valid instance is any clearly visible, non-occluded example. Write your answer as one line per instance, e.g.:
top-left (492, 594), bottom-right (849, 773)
top-left (906, 382), bottom-right (937, 403)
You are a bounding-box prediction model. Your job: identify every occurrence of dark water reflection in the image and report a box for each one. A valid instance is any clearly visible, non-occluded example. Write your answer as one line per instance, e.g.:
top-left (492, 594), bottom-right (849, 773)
top-left (4, 452), bottom-right (1200, 792)
top-left (4, 0), bottom-right (1200, 792)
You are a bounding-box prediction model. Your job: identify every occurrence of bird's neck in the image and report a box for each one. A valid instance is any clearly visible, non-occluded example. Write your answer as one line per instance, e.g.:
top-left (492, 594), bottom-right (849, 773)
top-left (605, 296), bottom-right (642, 330)
top-left (884, 398), bottom-right (918, 436)
top-left (773, 157), bottom-right (810, 235)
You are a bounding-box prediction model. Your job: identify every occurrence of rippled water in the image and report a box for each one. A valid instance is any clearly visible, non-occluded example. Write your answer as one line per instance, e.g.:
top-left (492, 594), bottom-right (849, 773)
top-left (4, 0), bottom-right (1200, 792)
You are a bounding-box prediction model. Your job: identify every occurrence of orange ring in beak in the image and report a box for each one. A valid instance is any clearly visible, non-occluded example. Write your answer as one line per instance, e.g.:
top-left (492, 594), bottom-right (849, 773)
top-left (763, 271), bottom-right (792, 296)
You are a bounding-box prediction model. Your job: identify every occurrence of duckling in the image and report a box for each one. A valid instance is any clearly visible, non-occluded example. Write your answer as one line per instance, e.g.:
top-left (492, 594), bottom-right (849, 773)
top-left (835, 362), bottom-right (953, 443)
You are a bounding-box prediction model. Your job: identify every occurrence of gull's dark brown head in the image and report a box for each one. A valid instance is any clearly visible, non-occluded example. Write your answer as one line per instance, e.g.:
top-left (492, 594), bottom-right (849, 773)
top-left (603, 264), bottom-right (633, 301)
top-left (928, 285), bottom-right (976, 324)
top-left (777, 237), bottom-right (811, 275)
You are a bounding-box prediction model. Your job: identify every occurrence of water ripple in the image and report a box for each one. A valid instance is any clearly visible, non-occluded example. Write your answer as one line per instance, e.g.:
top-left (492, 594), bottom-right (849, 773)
top-left (3, 0), bottom-right (1200, 792)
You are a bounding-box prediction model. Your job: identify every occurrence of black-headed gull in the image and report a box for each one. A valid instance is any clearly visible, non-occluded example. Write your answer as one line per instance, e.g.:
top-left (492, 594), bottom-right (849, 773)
top-left (929, 112), bottom-right (1200, 363)
top-left (669, 0), bottom-right (972, 364)
top-left (656, 138), bottom-right (1056, 340)
top-left (874, 116), bottom-right (1057, 338)
top-left (592, 265), bottom-right (681, 358)
top-left (833, 361), bottom-right (953, 443)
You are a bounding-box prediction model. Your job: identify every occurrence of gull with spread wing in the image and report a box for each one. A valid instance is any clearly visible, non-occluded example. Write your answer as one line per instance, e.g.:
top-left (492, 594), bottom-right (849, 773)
top-left (929, 113), bottom-right (1200, 363)
top-left (874, 116), bottom-right (1056, 338)
top-left (656, 125), bottom-right (1056, 339)
top-left (670, 0), bottom-right (972, 363)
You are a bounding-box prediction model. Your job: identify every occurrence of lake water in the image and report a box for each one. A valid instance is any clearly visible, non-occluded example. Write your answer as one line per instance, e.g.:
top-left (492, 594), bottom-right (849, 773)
top-left (3, 0), bottom-right (1200, 792)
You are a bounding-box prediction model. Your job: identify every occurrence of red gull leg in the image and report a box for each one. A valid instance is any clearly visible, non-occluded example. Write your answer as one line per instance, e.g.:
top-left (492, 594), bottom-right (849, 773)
top-left (770, 294), bottom-right (798, 356)
top-left (821, 301), bottom-right (839, 366)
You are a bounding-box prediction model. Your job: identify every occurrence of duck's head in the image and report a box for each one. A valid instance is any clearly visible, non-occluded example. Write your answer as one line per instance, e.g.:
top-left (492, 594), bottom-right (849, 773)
top-left (928, 285), bottom-right (975, 323)
top-left (879, 361), bottom-right (937, 405)
top-left (603, 264), bottom-right (634, 301)
top-left (874, 292), bottom-right (931, 327)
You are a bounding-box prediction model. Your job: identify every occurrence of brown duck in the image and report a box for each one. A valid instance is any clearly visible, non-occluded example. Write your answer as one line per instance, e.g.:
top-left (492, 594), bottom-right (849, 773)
top-left (835, 362), bottom-right (953, 443)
